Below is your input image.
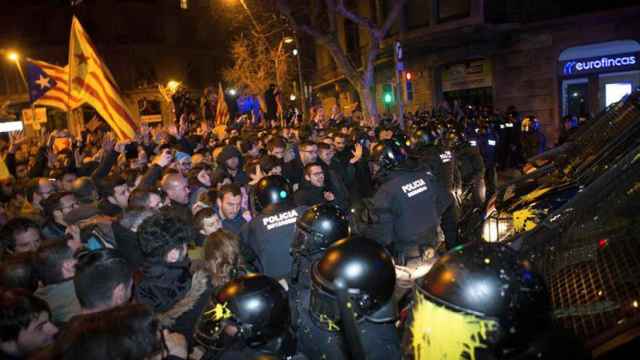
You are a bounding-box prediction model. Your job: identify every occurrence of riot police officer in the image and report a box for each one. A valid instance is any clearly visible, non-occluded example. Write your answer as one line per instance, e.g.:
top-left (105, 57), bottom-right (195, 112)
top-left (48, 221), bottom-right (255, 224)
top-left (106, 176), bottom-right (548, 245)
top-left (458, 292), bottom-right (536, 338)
top-left (289, 204), bottom-right (350, 303)
top-left (478, 121), bottom-right (499, 197)
top-left (409, 126), bottom-right (462, 208)
top-left (297, 236), bottom-right (400, 360)
top-left (195, 274), bottom-right (300, 359)
top-left (452, 127), bottom-right (486, 212)
top-left (402, 242), bottom-right (587, 359)
top-left (358, 139), bottom-right (458, 260)
top-left (240, 175), bottom-right (307, 280)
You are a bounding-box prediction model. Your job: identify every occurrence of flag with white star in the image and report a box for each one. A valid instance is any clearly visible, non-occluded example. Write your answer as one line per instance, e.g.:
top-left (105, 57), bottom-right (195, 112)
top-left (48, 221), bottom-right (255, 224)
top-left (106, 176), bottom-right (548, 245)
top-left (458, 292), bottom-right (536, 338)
top-left (26, 59), bottom-right (82, 111)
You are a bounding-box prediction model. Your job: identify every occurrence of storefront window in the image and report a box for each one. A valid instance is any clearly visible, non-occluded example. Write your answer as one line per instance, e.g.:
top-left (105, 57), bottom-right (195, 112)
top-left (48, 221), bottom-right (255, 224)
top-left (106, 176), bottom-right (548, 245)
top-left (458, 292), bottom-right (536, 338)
top-left (605, 83), bottom-right (632, 107)
top-left (443, 87), bottom-right (493, 109)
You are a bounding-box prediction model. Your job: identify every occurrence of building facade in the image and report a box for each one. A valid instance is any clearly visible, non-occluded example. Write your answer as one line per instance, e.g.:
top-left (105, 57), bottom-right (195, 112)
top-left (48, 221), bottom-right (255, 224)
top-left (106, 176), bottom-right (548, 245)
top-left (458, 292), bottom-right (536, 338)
top-left (0, 0), bottom-right (226, 129)
top-left (311, 0), bottom-right (640, 142)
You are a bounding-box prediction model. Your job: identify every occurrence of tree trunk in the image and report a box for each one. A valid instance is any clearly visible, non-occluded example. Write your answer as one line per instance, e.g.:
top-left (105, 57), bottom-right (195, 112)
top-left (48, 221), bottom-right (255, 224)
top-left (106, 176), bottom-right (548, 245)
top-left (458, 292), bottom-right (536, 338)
top-left (356, 79), bottom-right (378, 120)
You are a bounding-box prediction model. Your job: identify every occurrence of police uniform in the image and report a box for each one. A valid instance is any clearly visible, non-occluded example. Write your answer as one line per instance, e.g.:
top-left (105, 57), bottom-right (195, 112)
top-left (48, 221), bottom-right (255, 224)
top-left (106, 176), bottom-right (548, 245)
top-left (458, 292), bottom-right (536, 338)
top-left (240, 204), bottom-right (307, 279)
top-left (296, 237), bottom-right (402, 360)
top-left (455, 137), bottom-right (486, 210)
top-left (296, 309), bottom-right (401, 360)
top-left (478, 128), bottom-right (498, 197)
top-left (410, 144), bottom-right (459, 194)
top-left (363, 167), bottom-right (458, 255)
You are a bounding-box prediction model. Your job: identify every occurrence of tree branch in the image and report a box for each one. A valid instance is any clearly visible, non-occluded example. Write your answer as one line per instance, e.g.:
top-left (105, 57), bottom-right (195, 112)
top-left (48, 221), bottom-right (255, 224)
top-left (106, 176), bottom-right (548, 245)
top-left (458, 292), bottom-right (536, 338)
top-left (379, 0), bottom-right (408, 39)
top-left (324, 0), bottom-right (337, 33)
top-left (335, 0), bottom-right (378, 31)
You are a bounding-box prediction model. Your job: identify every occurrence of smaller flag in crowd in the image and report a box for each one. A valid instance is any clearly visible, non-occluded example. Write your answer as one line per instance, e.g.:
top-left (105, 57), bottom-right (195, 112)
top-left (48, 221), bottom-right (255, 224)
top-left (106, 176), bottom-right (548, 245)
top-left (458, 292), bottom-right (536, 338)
top-left (215, 83), bottom-right (229, 126)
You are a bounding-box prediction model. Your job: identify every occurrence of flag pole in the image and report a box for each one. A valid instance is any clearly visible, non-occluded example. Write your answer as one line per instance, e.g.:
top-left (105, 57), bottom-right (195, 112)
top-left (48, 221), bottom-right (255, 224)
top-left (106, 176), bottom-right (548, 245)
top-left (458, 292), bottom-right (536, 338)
top-left (13, 58), bottom-right (38, 135)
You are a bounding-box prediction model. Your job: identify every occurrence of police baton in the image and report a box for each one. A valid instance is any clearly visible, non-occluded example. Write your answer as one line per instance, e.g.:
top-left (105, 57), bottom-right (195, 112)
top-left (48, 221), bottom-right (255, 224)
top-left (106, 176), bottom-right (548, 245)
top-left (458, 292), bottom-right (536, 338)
top-left (334, 278), bottom-right (367, 360)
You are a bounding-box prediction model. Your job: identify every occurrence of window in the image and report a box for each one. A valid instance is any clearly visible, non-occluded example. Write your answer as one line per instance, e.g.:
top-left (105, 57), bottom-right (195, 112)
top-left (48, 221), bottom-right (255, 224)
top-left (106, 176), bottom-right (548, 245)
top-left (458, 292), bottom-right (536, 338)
top-left (180, 0), bottom-right (188, 10)
top-left (437, 0), bottom-right (470, 22)
top-left (605, 83), bottom-right (632, 107)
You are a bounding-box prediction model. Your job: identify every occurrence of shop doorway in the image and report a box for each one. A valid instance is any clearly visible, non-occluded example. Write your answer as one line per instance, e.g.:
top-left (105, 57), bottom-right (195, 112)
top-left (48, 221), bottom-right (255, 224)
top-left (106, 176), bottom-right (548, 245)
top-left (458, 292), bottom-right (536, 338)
top-left (562, 79), bottom-right (588, 118)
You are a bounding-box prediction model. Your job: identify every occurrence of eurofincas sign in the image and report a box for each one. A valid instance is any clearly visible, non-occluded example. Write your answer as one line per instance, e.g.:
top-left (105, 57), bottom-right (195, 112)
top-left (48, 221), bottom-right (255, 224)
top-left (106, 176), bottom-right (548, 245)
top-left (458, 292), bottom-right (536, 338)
top-left (561, 52), bottom-right (639, 76)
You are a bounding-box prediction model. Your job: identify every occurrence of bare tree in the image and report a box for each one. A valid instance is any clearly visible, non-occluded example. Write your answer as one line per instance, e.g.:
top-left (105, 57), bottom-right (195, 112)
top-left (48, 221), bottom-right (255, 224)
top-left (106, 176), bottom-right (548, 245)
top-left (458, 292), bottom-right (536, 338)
top-left (276, 0), bottom-right (407, 119)
top-left (223, 34), bottom-right (293, 97)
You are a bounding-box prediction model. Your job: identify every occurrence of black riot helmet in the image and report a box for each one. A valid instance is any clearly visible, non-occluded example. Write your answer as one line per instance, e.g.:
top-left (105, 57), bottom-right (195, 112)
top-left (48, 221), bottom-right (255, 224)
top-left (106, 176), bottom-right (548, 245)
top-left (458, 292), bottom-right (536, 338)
top-left (370, 139), bottom-right (408, 171)
top-left (293, 204), bottom-right (350, 256)
top-left (403, 242), bottom-right (551, 360)
top-left (309, 237), bottom-right (397, 330)
top-left (195, 274), bottom-right (290, 348)
top-left (411, 126), bottom-right (438, 148)
top-left (254, 175), bottom-right (292, 213)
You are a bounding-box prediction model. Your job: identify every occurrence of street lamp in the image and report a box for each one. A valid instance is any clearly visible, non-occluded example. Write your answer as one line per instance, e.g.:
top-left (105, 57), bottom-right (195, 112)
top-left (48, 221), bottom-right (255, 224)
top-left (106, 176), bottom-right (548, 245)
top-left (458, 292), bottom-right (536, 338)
top-left (292, 48), bottom-right (299, 56)
top-left (7, 51), bottom-right (19, 62)
top-left (290, 94), bottom-right (296, 101)
top-left (166, 80), bottom-right (181, 95)
top-left (228, 88), bottom-right (238, 96)
top-left (284, 37), bottom-right (294, 44)
top-left (4, 50), bottom-right (28, 91)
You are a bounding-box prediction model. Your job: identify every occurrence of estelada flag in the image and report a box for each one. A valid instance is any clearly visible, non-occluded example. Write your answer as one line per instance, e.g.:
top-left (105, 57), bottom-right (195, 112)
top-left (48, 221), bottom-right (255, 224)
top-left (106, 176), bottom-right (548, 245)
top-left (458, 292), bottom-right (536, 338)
top-left (68, 17), bottom-right (138, 140)
top-left (26, 59), bottom-right (82, 111)
top-left (214, 83), bottom-right (229, 126)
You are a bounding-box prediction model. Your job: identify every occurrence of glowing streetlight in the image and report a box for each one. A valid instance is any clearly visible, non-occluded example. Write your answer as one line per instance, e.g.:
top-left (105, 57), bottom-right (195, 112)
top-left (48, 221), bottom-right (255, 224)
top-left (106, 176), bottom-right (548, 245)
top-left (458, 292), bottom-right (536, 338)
top-left (292, 48), bottom-right (299, 56)
top-left (166, 80), bottom-right (181, 94)
top-left (284, 37), bottom-right (294, 44)
top-left (7, 51), bottom-right (19, 62)
top-left (228, 88), bottom-right (237, 96)
top-left (290, 94), bottom-right (296, 101)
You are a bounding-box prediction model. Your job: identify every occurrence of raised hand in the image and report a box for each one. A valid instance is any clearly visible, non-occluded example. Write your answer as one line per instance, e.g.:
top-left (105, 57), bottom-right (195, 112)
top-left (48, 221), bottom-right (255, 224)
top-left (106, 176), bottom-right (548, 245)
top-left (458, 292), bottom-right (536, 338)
top-left (8, 130), bottom-right (26, 153)
top-left (350, 143), bottom-right (363, 164)
top-left (102, 133), bottom-right (115, 152)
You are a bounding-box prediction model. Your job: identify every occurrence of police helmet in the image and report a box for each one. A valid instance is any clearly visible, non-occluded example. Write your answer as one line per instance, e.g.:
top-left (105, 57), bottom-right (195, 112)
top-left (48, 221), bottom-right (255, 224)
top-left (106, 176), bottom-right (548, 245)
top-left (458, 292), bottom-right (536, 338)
top-left (309, 237), bottom-right (397, 329)
top-left (293, 204), bottom-right (350, 256)
top-left (370, 139), bottom-right (408, 170)
top-left (411, 126), bottom-right (438, 148)
top-left (254, 175), bottom-right (292, 212)
top-left (403, 242), bottom-right (550, 359)
top-left (196, 274), bottom-right (290, 347)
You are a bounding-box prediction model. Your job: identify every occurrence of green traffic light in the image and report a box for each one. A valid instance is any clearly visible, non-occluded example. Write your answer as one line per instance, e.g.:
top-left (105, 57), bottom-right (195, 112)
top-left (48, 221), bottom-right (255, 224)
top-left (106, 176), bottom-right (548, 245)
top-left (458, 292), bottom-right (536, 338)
top-left (384, 93), bottom-right (393, 104)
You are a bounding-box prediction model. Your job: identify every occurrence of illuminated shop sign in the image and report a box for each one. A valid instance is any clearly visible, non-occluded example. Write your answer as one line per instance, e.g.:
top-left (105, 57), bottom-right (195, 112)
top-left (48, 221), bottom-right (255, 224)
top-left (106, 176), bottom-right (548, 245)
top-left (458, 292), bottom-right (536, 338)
top-left (560, 52), bottom-right (639, 76)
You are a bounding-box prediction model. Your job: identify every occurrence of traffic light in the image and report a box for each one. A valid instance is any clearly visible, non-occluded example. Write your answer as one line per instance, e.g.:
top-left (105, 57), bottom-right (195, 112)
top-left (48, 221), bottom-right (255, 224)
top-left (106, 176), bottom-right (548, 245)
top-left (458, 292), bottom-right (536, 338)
top-left (405, 72), bottom-right (414, 102)
top-left (383, 83), bottom-right (394, 105)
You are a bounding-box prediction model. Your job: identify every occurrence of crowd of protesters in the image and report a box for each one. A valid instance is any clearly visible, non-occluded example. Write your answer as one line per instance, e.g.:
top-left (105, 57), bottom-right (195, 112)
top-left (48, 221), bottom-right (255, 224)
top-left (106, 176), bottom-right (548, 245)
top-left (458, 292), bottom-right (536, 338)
top-left (0, 93), bottom-right (579, 360)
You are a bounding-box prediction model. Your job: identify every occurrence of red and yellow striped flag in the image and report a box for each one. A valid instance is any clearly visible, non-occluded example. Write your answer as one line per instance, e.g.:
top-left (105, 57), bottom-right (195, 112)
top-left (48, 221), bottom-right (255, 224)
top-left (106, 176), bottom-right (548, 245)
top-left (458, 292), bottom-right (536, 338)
top-left (68, 17), bottom-right (138, 140)
top-left (215, 83), bottom-right (229, 126)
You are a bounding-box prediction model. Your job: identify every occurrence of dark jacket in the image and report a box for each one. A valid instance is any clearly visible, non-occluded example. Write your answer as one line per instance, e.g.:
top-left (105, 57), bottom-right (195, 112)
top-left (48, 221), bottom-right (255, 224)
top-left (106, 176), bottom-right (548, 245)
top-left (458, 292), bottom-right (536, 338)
top-left (293, 181), bottom-right (328, 207)
top-left (97, 198), bottom-right (124, 217)
top-left (283, 157), bottom-right (305, 189)
top-left (41, 220), bottom-right (66, 241)
top-left (135, 260), bottom-right (212, 345)
top-left (112, 223), bottom-right (146, 270)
